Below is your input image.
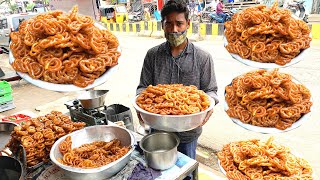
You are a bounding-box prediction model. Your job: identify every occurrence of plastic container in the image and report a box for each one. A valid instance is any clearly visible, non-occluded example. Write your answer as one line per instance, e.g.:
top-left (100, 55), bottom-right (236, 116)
top-left (0, 101), bottom-right (15, 112)
top-left (0, 93), bottom-right (13, 104)
top-left (2, 114), bottom-right (31, 124)
top-left (0, 81), bottom-right (12, 96)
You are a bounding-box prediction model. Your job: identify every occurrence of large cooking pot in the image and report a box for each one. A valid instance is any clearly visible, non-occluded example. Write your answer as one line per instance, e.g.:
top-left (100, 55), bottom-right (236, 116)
top-left (0, 122), bottom-right (26, 180)
top-left (0, 122), bottom-right (17, 150)
top-left (0, 155), bottom-right (25, 180)
top-left (140, 132), bottom-right (179, 170)
top-left (77, 90), bottom-right (109, 109)
top-left (50, 125), bottom-right (135, 180)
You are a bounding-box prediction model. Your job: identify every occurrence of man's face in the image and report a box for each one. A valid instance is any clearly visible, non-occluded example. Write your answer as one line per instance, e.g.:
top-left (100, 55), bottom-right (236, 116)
top-left (162, 12), bottom-right (190, 33)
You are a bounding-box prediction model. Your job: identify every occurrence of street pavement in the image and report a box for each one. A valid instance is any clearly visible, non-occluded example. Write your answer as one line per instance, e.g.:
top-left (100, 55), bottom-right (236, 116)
top-left (1, 35), bottom-right (320, 179)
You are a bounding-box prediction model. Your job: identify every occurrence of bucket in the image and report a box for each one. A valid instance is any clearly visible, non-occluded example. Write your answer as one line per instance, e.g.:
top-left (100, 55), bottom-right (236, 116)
top-left (77, 90), bottom-right (109, 109)
top-left (105, 104), bottom-right (134, 131)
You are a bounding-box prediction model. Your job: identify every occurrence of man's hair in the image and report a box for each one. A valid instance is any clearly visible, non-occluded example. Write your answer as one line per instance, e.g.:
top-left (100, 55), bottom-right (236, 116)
top-left (161, 1), bottom-right (189, 22)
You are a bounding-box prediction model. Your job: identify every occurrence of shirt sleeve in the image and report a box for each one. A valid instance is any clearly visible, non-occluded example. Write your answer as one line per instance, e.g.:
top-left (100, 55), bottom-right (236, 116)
top-left (217, 3), bottom-right (222, 12)
top-left (136, 50), bottom-right (154, 95)
top-left (200, 54), bottom-right (219, 105)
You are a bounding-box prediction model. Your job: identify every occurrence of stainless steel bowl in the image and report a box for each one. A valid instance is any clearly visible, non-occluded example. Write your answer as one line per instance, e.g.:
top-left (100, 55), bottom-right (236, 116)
top-left (50, 125), bottom-right (135, 180)
top-left (133, 95), bottom-right (215, 132)
top-left (140, 132), bottom-right (179, 170)
top-left (0, 156), bottom-right (25, 180)
top-left (77, 90), bottom-right (109, 109)
top-left (0, 122), bottom-right (18, 150)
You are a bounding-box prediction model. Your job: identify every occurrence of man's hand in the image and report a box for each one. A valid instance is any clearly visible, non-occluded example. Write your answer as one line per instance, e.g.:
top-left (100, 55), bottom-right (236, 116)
top-left (200, 109), bottom-right (214, 127)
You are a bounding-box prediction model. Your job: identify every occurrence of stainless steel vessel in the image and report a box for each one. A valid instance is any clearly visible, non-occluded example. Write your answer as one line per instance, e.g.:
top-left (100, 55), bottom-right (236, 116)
top-left (0, 122), bottom-right (17, 150)
top-left (140, 132), bottom-right (179, 170)
top-left (50, 125), bottom-right (135, 180)
top-left (77, 90), bottom-right (109, 109)
top-left (133, 96), bottom-right (215, 132)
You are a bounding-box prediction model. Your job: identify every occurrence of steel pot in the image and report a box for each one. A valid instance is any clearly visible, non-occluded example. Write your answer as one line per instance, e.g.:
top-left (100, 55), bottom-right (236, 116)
top-left (77, 90), bottom-right (109, 109)
top-left (0, 156), bottom-right (25, 180)
top-left (0, 122), bottom-right (26, 180)
top-left (140, 132), bottom-right (179, 170)
top-left (0, 122), bottom-right (17, 150)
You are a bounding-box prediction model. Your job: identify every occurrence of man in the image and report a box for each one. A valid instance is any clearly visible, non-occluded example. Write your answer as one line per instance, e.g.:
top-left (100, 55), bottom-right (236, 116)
top-left (189, 0), bottom-right (196, 12)
top-left (144, 7), bottom-right (151, 21)
top-left (136, 0), bottom-right (219, 165)
top-left (216, 0), bottom-right (227, 23)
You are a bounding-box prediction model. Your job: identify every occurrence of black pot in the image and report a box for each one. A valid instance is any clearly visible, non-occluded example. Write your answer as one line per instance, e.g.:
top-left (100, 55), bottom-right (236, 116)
top-left (0, 156), bottom-right (25, 180)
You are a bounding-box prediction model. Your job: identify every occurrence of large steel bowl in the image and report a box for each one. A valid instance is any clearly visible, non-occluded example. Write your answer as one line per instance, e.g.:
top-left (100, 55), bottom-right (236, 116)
top-left (77, 90), bottom-right (109, 109)
top-left (132, 95), bottom-right (215, 132)
top-left (50, 125), bottom-right (135, 180)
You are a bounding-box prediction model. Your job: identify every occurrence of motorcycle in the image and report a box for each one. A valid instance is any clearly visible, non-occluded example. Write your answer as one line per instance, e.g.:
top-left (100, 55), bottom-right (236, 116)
top-left (209, 12), bottom-right (232, 23)
top-left (287, 0), bottom-right (308, 22)
top-left (128, 11), bottom-right (143, 22)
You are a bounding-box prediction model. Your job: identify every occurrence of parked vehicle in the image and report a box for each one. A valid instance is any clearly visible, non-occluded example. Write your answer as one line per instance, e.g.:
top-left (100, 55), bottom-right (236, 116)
top-left (200, 6), bottom-right (215, 23)
top-left (100, 5), bottom-right (128, 23)
top-left (287, 0), bottom-right (308, 22)
top-left (128, 11), bottom-right (143, 22)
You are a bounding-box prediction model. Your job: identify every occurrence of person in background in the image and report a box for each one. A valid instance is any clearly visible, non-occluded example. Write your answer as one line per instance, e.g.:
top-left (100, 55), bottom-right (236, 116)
top-left (144, 8), bottom-right (151, 21)
top-left (228, 0), bottom-right (234, 3)
top-left (189, 0), bottom-right (196, 16)
top-left (136, 2), bottom-right (218, 179)
top-left (216, 0), bottom-right (226, 23)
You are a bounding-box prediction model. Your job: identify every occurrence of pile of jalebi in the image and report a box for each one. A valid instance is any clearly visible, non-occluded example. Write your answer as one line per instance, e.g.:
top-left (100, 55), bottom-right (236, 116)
top-left (136, 84), bottom-right (210, 115)
top-left (6, 111), bottom-right (86, 167)
top-left (218, 137), bottom-right (313, 180)
top-left (10, 6), bottom-right (120, 87)
top-left (225, 69), bottom-right (312, 130)
top-left (57, 137), bottom-right (130, 168)
top-left (224, 2), bottom-right (311, 65)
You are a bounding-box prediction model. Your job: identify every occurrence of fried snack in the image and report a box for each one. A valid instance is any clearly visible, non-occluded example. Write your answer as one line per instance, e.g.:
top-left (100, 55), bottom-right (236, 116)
top-left (225, 69), bottom-right (312, 130)
top-left (218, 137), bottom-right (313, 180)
top-left (224, 2), bottom-right (311, 65)
top-left (6, 111), bottom-right (86, 167)
top-left (10, 6), bottom-right (120, 88)
top-left (57, 137), bottom-right (130, 168)
top-left (136, 84), bottom-right (210, 115)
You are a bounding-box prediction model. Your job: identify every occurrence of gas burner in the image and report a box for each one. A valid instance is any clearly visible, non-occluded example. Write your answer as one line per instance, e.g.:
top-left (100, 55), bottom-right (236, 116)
top-left (65, 99), bottom-right (108, 126)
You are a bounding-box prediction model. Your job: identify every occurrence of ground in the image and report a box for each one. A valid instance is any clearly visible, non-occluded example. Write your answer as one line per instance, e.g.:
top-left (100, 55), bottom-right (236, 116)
top-left (1, 35), bottom-right (320, 179)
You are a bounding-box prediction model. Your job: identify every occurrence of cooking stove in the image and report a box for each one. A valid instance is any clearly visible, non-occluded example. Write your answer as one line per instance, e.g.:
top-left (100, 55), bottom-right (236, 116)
top-left (65, 99), bottom-right (108, 126)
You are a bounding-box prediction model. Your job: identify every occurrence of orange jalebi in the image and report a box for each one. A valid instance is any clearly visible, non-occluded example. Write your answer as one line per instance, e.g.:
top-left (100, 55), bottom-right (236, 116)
top-left (6, 111), bottom-right (86, 167)
top-left (137, 84), bottom-right (210, 115)
top-left (218, 137), bottom-right (313, 180)
top-left (225, 69), bottom-right (312, 130)
top-left (58, 137), bottom-right (130, 168)
top-left (10, 6), bottom-right (120, 87)
top-left (224, 2), bottom-right (311, 65)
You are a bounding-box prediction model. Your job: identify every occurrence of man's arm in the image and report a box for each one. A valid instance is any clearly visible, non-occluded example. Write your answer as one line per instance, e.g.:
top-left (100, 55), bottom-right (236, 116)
top-left (200, 54), bottom-right (219, 105)
top-left (136, 51), bottom-right (154, 95)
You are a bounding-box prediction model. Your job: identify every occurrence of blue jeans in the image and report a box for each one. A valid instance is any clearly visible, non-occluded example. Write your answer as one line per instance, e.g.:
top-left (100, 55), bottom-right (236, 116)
top-left (178, 138), bottom-right (198, 160)
top-left (178, 138), bottom-right (198, 180)
top-left (217, 13), bottom-right (227, 23)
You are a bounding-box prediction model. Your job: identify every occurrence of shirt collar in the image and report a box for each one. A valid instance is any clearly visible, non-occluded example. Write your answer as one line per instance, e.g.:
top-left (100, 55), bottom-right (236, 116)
top-left (164, 39), bottom-right (193, 56)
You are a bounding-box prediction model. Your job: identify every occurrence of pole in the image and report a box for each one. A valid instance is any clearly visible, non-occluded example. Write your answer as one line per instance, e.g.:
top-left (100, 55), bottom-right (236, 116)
top-left (312, 0), bottom-right (320, 14)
